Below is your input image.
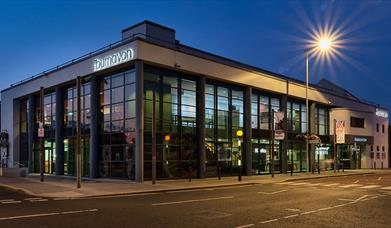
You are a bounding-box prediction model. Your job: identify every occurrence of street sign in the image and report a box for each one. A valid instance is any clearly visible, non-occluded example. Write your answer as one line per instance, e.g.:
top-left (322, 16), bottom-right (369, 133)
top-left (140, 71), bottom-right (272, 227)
top-left (38, 128), bottom-right (44, 138)
top-left (37, 121), bottom-right (44, 138)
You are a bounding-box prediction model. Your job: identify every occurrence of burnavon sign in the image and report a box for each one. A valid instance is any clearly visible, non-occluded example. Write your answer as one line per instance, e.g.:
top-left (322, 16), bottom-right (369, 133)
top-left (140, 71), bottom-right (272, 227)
top-left (93, 48), bottom-right (134, 72)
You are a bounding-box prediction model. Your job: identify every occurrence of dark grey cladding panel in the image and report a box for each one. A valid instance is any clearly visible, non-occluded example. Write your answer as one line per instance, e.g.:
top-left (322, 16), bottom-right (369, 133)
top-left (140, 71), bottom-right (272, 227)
top-left (122, 21), bottom-right (176, 46)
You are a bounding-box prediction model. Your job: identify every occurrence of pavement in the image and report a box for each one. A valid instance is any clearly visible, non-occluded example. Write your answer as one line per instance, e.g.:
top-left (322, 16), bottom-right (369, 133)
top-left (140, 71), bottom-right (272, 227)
top-left (0, 169), bottom-right (385, 199)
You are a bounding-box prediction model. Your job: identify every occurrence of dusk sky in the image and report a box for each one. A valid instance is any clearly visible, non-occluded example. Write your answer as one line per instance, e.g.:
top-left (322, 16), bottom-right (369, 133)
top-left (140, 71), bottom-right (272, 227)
top-left (1, 0), bottom-right (391, 112)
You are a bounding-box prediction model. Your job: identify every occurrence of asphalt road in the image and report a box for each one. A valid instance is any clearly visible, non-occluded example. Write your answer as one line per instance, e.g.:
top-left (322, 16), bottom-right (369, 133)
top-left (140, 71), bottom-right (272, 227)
top-left (1, 172), bottom-right (391, 228)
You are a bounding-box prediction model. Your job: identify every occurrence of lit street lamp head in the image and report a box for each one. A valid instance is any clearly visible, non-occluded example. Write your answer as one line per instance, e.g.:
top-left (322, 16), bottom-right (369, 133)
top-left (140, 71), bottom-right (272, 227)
top-left (318, 37), bottom-right (332, 50)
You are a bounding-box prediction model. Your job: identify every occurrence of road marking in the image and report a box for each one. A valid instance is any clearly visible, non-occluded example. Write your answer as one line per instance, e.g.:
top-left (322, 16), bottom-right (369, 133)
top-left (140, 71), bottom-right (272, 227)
top-left (0, 199), bottom-right (16, 202)
top-left (339, 184), bottom-right (362, 188)
top-left (333, 204), bottom-right (345, 208)
top-left (1, 201), bottom-right (22, 204)
top-left (258, 190), bottom-right (288, 195)
top-left (24, 198), bottom-right (43, 201)
top-left (29, 199), bottom-right (48, 202)
top-left (259, 219), bottom-right (278, 224)
top-left (0, 209), bottom-right (98, 221)
top-left (354, 180), bottom-right (359, 183)
top-left (235, 224), bottom-right (254, 228)
top-left (359, 185), bottom-right (381, 189)
top-left (338, 198), bottom-right (355, 202)
top-left (152, 196), bottom-right (234, 206)
top-left (286, 208), bottom-right (300, 212)
top-left (380, 186), bottom-right (391, 190)
top-left (288, 182), bottom-right (310, 186)
top-left (322, 183), bottom-right (339, 187)
top-left (306, 183), bottom-right (323, 186)
top-left (378, 177), bottom-right (382, 181)
top-left (283, 214), bottom-right (299, 219)
top-left (301, 210), bottom-right (317, 215)
top-left (317, 207), bottom-right (333, 211)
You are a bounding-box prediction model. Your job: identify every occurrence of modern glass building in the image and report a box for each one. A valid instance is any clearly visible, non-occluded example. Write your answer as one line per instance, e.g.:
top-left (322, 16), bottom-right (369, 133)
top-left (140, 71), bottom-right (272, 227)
top-left (1, 21), bottom-right (388, 182)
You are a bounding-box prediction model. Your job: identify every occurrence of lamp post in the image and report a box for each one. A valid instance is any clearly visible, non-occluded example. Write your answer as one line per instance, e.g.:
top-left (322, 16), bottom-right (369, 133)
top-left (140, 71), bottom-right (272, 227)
top-left (236, 129), bottom-right (243, 182)
top-left (305, 37), bottom-right (334, 173)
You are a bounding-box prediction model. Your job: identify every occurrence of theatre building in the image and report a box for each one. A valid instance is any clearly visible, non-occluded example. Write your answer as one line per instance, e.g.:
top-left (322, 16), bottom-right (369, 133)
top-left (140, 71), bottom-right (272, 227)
top-left (1, 21), bottom-right (388, 182)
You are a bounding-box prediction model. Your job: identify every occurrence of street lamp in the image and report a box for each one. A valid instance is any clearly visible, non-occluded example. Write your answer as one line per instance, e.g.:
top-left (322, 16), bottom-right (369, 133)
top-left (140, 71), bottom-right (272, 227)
top-left (305, 36), bottom-right (333, 173)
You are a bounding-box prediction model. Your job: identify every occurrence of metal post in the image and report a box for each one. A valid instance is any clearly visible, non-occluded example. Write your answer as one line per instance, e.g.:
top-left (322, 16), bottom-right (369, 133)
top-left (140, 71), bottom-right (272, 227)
top-left (334, 119), bottom-right (337, 173)
top-left (271, 109), bottom-right (275, 178)
top-left (238, 139), bottom-right (242, 182)
top-left (76, 76), bottom-right (82, 188)
top-left (290, 151), bottom-right (293, 176)
top-left (317, 153), bottom-right (320, 174)
top-left (305, 50), bottom-right (310, 173)
top-left (152, 90), bottom-right (157, 184)
top-left (40, 87), bottom-right (44, 182)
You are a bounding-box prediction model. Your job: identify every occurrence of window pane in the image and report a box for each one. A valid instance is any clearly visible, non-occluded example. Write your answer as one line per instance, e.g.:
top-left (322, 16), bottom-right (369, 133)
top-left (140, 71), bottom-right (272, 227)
top-left (111, 74), bottom-right (124, 87)
top-left (125, 101), bottom-right (136, 118)
top-left (125, 70), bottom-right (136, 84)
top-left (182, 90), bottom-right (196, 106)
top-left (125, 84), bottom-right (135, 101)
top-left (181, 79), bottom-right (196, 91)
top-left (112, 87), bottom-right (124, 103)
top-left (111, 103), bottom-right (124, 121)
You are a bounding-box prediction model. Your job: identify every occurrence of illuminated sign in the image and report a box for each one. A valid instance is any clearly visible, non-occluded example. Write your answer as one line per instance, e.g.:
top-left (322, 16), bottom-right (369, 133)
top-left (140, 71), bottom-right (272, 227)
top-left (354, 137), bottom-right (367, 143)
top-left (93, 48), bottom-right (134, 72)
top-left (376, 108), bottom-right (388, 118)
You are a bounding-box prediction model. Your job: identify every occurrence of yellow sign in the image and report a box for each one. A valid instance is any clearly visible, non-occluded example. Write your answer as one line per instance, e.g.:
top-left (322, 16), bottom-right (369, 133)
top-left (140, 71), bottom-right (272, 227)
top-left (236, 130), bottom-right (243, 137)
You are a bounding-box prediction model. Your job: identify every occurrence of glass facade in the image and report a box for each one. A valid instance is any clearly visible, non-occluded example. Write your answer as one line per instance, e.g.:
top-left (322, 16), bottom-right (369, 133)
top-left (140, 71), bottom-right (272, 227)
top-left (251, 92), bottom-right (281, 174)
top-left (286, 101), bottom-right (307, 172)
top-left (19, 64), bottom-right (336, 180)
top-left (64, 84), bottom-right (91, 176)
top-left (205, 83), bottom-right (244, 176)
top-left (99, 69), bottom-right (136, 179)
top-left (144, 67), bottom-right (197, 179)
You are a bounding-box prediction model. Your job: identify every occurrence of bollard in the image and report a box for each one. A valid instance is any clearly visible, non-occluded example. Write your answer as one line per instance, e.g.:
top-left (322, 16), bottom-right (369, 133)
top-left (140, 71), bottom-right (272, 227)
top-left (317, 154), bottom-right (320, 174)
top-left (188, 162), bottom-right (193, 182)
top-left (217, 162), bottom-right (221, 180)
top-left (374, 162), bottom-right (377, 170)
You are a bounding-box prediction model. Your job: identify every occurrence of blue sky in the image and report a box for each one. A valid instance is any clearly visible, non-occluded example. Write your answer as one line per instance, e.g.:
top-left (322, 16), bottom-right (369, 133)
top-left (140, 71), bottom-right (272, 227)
top-left (1, 0), bottom-right (391, 111)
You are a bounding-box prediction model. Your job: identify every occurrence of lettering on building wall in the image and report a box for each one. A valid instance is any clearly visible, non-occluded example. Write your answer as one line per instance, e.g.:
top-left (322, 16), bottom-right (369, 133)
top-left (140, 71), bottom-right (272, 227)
top-left (354, 137), bottom-right (367, 143)
top-left (93, 48), bottom-right (134, 72)
top-left (376, 108), bottom-right (388, 118)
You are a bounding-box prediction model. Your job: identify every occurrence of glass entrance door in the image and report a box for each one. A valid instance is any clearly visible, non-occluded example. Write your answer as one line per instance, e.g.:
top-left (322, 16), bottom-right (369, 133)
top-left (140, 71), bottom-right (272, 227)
top-left (44, 140), bottom-right (56, 174)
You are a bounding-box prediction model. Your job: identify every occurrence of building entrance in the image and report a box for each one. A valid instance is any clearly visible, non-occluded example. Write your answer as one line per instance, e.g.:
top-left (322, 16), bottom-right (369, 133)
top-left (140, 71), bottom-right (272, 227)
top-left (44, 140), bottom-right (56, 174)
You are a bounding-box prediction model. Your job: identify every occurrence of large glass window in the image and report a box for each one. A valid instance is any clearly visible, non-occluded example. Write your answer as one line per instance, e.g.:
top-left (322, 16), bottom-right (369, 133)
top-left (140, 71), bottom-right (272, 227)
top-left (99, 69), bottom-right (136, 179)
top-left (251, 92), bottom-right (281, 175)
top-left (205, 83), bottom-right (244, 177)
top-left (64, 83), bottom-right (91, 176)
top-left (315, 107), bottom-right (329, 135)
top-left (144, 67), bottom-right (197, 179)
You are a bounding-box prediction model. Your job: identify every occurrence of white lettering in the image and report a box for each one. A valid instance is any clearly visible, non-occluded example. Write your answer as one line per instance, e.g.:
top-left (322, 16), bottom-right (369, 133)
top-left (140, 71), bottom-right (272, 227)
top-left (93, 48), bottom-right (134, 72)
